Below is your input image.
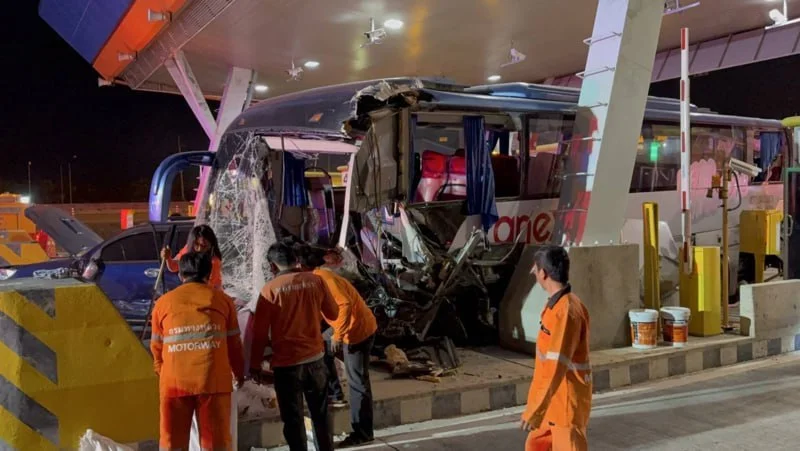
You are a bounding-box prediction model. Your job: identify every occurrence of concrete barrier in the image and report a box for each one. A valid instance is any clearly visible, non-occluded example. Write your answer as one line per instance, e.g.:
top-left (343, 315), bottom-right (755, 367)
top-left (500, 243), bottom-right (640, 353)
top-left (739, 280), bottom-right (800, 340)
top-left (0, 278), bottom-right (159, 450)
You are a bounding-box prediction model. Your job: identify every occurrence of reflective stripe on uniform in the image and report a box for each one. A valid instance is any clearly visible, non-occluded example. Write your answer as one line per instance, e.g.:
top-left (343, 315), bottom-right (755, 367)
top-left (227, 329), bottom-right (240, 336)
top-left (151, 333), bottom-right (162, 342)
top-left (163, 331), bottom-right (228, 343)
top-left (536, 348), bottom-right (591, 372)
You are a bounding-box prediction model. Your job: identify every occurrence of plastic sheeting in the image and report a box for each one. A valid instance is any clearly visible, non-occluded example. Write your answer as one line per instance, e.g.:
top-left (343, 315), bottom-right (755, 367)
top-left (78, 430), bottom-right (133, 451)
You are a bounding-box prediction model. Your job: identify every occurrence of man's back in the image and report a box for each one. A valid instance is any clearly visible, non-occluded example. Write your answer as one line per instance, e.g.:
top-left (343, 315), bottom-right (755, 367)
top-left (313, 268), bottom-right (377, 345)
top-left (151, 282), bottom-right (243, 397)
top-left (253, 270), bottom-right (338, 368)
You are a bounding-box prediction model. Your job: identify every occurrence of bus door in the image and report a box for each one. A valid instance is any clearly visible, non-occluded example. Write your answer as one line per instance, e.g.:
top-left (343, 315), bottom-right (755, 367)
top-left (784, 167), bottom-right (800, 279)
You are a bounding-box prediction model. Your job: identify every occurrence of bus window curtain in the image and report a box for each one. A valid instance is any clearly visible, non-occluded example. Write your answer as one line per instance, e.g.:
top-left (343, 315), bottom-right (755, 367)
top-left (408, 114), bottom-right (418, 202)
top-left (283, 152), bottom-right (309, 206)
top-left (759, 132), bottom-right (782, 175)
top-left (465, 116), bottom-right (499, 231)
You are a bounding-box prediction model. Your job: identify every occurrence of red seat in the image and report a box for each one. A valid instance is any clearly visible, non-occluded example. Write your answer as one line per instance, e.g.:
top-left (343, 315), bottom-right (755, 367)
top-left (416, 151), bottom-right (448, 202)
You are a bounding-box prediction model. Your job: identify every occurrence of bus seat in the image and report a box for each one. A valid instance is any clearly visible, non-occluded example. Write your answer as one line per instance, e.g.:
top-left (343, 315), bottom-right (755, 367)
top-left (417, 150), bottom-right (448, 202)
top-left (444, 154), bottom-right (467, 199)
top-left (305, 170), bottom-right (336, 245)
top-left (527, 153), bottom-right (556, 196)
top-left (491, 154), bottom-right (520, 197)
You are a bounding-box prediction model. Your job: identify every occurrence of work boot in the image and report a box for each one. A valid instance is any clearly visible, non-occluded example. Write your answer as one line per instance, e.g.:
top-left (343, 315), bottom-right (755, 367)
top-left (337, 433), bottom-right (374, 448)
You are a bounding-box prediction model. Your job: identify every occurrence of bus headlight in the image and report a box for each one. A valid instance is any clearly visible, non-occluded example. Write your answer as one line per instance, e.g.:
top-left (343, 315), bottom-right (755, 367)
top-left (0, 268), bottom-right (18, 280)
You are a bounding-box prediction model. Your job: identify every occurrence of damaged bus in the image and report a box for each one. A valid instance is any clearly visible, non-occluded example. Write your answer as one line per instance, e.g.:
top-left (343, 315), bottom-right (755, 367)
top-left (150, 78), bottom-right (789, 347)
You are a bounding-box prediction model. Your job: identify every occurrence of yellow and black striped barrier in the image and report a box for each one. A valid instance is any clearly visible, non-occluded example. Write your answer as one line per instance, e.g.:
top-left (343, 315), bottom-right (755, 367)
top-left (0, 278), bottom-right (159, 449)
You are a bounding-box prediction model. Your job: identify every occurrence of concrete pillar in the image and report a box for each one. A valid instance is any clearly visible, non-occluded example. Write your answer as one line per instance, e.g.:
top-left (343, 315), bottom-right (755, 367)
top-left (551, 0), bottom-right (664, 246)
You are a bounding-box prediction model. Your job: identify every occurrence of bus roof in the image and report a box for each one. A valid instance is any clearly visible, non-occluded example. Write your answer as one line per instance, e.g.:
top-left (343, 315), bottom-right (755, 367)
top-left (224, 78), bottom-right (783, 137)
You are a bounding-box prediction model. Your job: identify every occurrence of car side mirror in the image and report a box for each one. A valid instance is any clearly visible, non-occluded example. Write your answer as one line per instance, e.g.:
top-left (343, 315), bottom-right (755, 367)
top-left (82, 258), bottom-right (101, 281)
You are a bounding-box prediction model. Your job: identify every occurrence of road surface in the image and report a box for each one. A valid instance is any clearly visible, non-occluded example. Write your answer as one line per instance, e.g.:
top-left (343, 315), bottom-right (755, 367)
top-left (294, 352), bottom-right (800, 450)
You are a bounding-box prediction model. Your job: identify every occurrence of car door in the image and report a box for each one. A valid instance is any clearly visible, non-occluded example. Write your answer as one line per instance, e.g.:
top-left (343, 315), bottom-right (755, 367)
top-left (94, 228), bottom-right (166, 335)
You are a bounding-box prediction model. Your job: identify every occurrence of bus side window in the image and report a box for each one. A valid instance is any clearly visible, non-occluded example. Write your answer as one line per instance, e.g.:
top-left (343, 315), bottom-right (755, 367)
top-left (524, 114), bottom-right (574, 199)
top-left (749, 128), bottom-right (785, 183)
top-left (629, 122), bottom-right (680, 193)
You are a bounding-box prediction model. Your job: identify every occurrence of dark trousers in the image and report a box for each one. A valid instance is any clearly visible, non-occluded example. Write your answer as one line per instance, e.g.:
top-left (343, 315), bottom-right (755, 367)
top-left (273, 358), bottom-right (334, 451)
top-left (323, 327), bottom-right (345, 400)
top-left (344, 334), bottom-right (375, 440)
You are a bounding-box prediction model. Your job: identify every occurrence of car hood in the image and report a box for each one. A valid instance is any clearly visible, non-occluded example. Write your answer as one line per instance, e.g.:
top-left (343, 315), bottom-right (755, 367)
top-left (24, 205), bottom-right (103, 256)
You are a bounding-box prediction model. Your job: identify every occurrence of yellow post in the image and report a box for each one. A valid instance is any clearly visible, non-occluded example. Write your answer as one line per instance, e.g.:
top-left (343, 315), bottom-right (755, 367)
top-left (642, 202), bottom-right (660, 312)
top-left (679, 246), bottom-right (722, 336)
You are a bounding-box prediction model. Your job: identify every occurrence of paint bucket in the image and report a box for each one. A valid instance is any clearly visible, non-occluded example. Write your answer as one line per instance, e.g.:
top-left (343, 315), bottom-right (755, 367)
top-left (629, 309), bottom-right (659, 349)
top-left (661, 307), bottom-right (691, 347)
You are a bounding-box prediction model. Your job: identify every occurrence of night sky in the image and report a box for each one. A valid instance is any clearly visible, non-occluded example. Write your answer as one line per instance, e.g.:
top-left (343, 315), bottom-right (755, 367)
top-left (2, 2), bottom-right (800, 203)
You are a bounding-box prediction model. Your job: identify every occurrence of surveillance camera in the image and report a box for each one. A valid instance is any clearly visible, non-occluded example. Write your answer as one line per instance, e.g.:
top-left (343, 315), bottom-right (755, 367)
top-left (730, 157), bottom-right (762, 178)
top-left (769, 9), bottom-right (787, 24)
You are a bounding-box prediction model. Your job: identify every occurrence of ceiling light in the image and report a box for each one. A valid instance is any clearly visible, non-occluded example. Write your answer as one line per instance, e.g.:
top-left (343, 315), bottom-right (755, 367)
top-left (147, 9), bottom-right (171, 22)
top-left (383, 19), bottom-right (404, 30)
top-left (117, 52), bottom-right (136, 62)
top-left (487, 75), bottom-right (502, 82)
top-left (254, 84), bottom-right (269, 93)
top-left (304, 61), bottom-right (320, 69)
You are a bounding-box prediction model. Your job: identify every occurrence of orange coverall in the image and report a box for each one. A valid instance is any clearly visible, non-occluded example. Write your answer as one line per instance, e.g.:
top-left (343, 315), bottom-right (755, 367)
top-left (166, 246), bottom-right (223, 290)
top-left (151, 282), bottom-right (245, 450)
top-left (250, 270), bottom-right (339, 369)
top-left (522, 285), bottom-right (592, 451)
top-left (313, 268), bottom-right (377, 345)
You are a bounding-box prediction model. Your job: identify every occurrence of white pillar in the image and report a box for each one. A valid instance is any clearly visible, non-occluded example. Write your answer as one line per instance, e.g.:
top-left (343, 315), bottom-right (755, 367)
top-left (165, 51), bottom-right (256, 214)
top-left (195, 67), bottom-right (257, 208)
top-left (164, 51), bottom-right (216, 140)
top-left (551, 0), bottom-right (664, 246)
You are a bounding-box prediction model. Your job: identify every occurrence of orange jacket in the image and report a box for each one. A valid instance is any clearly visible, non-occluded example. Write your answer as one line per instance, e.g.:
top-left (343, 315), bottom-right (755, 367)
top-left (314, 268), bottom-right (377, 345)
top-left (150, 282), bottom-right (245, 397)
top-left (166, 247), bottom-right (223, 290)
top-left (523, 285), bottom-right (592, 429)
top-left (250, 270), bottom-right (339, 369)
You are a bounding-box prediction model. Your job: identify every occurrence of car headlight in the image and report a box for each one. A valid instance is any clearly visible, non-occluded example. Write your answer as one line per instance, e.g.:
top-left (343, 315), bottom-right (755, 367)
top-left (0, 268), bottom-right (17, 280)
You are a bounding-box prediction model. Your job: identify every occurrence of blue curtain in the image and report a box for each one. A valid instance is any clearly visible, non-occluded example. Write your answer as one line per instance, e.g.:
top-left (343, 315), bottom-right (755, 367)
top-left (464, 116), bottom-right (499, 231)
top-left (408, 115), bottom-right (418, 202)
top-left (759, 132), bottom-right (782, 175)
top-left (283, 152), bottom-right (308, 206)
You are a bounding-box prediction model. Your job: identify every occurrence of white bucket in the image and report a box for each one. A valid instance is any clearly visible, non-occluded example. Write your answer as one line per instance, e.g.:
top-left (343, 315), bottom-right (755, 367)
top-left (629, 309), bottom-right (659, 349)
top-left (661, 307), bottom-right (691, 347)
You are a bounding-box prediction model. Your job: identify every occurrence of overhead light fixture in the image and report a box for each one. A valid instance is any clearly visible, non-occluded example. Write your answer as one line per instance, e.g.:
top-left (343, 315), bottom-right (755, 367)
top-left (487, 75), bottom-right (502, 82)
top-left (766, 0), bottom-right (800, 29)
top-left (304, 61), bottom-right (320, 69)
top-left (117, 52), bottom-right (136, 62)
top-left (254, 84), bottom-right (269, 93)
top-left (147, 9), bottom-right (171, 22)
top-left (383, 19), bottom-right (404, 30)
top-left (97, 77), bottom-right (113, 87)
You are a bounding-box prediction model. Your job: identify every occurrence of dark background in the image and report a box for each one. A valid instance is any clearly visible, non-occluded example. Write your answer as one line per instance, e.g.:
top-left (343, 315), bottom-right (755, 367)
top-left (2, 2), bottom-right (799, 203)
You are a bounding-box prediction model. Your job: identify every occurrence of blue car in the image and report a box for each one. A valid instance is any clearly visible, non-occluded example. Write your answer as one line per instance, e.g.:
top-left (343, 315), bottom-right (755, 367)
top-left (0, 205), bottom-right (195, 335)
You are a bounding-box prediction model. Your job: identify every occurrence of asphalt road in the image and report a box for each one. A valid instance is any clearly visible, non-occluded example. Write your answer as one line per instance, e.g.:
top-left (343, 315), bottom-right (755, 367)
top-left (305, 352), bottom-right (800, 451)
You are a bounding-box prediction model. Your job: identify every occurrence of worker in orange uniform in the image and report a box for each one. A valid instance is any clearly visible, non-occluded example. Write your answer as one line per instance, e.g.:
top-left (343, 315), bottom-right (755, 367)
top-left (521, 245), bottom-right (591, 451)
top-left (162, 224), bottom-right (224, 290)
top-left (301, 248), bottom-right (378, 447)
top-left (150, 252), bottom-right (245, 451)
top-left (250, 243), bottom-right (339, 451)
